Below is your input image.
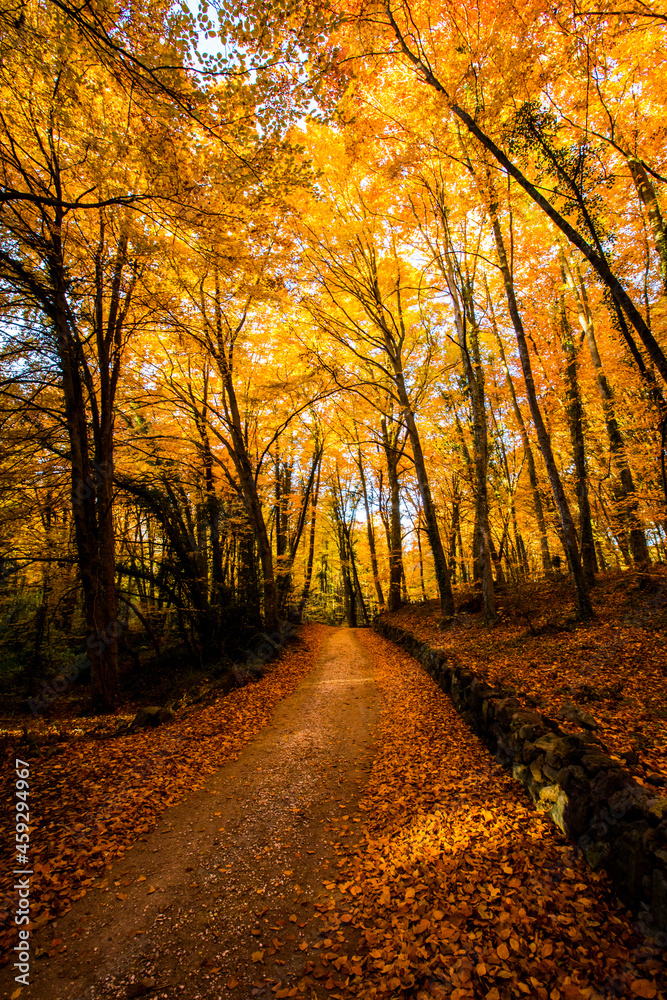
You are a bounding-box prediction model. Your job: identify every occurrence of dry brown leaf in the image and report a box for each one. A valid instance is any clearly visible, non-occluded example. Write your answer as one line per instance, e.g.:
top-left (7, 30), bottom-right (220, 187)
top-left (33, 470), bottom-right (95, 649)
top-left (630, 982), bottom-right (657, 999)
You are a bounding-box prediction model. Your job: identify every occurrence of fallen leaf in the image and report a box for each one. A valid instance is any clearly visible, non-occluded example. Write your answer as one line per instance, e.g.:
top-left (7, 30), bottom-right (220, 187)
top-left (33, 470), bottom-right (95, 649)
top-left (630, 982), bottom-right (657, 999)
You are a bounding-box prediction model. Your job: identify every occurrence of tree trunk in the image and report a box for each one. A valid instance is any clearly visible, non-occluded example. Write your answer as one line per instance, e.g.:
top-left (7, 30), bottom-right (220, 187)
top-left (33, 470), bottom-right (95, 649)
top-left (628, 158), bottom-right (667, 296)
top-left (488, 295), bottom-right (552, 574)
top-left (344, 520), bottom-right (370, 624)
top-left (357, 445), bottom-right (385, 610)
top-left (486, 194), bottom-right (592, 619)
top-left (558, 289), bottom-right (598, 586)
top-left (401, 405), bottom-right (455, 617)
top-left (416, 510), bottom-right (427, 598)
top-left (561, 253), bottom-right (651, 565)
top-left (297, 461), bottom-right (322, 622)
top-left (338, 525), bottom-right (357, 628)
top-left (212, 291), bottom-right (278, 629)
top-left (275, 443), bottom-right (322, 615)
top-left (381, 415), bottom-right (405, 612)
top-left (448, 487), bottom-right (461, 586)
top-left (444, 256), bottom-right (496, 621)
top-left (53, 238), bottom-right (120, 710)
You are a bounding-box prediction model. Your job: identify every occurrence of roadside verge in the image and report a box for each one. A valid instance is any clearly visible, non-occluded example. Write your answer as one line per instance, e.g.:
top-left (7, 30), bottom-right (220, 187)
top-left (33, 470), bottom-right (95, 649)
top-left (373, 618), bottom-right (667, 935)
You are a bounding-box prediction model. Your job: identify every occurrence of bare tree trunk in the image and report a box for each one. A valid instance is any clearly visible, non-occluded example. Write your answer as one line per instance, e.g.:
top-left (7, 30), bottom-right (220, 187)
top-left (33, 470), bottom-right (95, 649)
top-left (211, 284), bottom-right (278, 629)
top-left (335, 520), bottom-right (357, 628)
top-left (381, 415), bottom-right (405, 612)
top-left (54, 230), bottom-right (121, 710)
top-left (561, 253), bottom-right (651, 565)
top-left (628, 158), bottom-right (667, 296)
top-left (276, 443), bottom-right (323, 615)
top-left (416, 510), bottom-right (427, 598)
top-left (345, 522), bottom-right (370, 624)
top-left (356, 444), bottom-right (385, 610)
top-left (448, 487), bottom-right (461, 587)
top-left (486, 192), bottom-right (592, 619)
top-left (444, 255), bottom-right (496, 621)
top-left (401, 405), bottom-right (455, 617)
top-left (488, 294), bottom-right (551, 574)
top-left (558, 289), bottom-right (598, 586)
top-left (297, 461), bottom-right (322, 622)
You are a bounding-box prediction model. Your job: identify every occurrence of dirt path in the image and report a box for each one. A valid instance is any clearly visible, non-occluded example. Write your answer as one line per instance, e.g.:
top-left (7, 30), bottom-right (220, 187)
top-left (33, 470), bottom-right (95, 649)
top-left (4, 625), bottom-right (665, 1000)
top-left (1, 628), bottom-right (377, 1000)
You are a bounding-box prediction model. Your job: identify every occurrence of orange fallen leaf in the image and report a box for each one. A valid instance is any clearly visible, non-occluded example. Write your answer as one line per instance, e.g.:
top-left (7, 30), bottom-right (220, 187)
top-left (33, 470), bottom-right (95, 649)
top-left (630, 982), bottom-right (657, 999)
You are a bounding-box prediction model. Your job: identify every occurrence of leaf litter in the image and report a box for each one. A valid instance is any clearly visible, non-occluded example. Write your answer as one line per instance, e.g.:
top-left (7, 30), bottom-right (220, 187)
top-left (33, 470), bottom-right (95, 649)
top-left (292, 629), bottom-right (666, 1000)
top-left (384, 569), bottom-right (667, 783)
top-left (1, 617), bottom-right (665, 1000)
top-left (0, 624), bottom-right (328, 964)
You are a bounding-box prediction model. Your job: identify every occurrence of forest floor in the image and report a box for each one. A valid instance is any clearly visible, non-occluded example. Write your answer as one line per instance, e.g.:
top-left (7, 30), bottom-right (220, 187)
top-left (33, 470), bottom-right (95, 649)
top-left (384, 567), bottom-right (667, 786)
top-left (0, 615), bottom-right (665, 1000)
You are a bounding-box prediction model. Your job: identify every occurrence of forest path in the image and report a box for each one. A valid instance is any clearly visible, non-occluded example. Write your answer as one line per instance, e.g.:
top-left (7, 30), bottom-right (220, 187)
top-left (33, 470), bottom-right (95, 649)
top-left (3, 626), bottom-right (662, 1000)
top-left (3, 628), bottom-right (377, 1000)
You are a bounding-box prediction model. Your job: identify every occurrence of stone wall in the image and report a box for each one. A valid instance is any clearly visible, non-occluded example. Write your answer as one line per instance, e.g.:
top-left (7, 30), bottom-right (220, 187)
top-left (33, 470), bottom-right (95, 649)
top-left (374, 618), bottom-right (667, 933)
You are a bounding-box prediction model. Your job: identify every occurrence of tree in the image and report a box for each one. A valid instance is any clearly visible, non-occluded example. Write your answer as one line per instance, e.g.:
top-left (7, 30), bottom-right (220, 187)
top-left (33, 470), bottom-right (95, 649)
top-left (0, 3), bottom-right (184, 705)
top-left (299, 135), bottom-right (456, 617)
